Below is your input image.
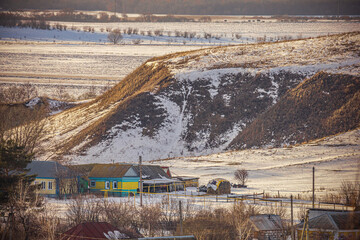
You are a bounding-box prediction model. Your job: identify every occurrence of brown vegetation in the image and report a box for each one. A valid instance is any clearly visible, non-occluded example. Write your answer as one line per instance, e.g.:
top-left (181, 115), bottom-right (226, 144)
top-left (230, 72), bottom-right (360, 149)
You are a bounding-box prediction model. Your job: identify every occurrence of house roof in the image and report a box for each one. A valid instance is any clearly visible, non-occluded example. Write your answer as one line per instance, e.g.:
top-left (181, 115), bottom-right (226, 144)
top-left (250, 214), bottom-right (283, 231)
top-left (88, 164), bottom-right (133, 178)
top-left (133, 165), bottom-right (170, 180)
top-left (61, 222), bottom-right (128, 240)
top-left (26, 161), bottom-right (70, 178)
top-left (297, 211), bottom-right (360, 230)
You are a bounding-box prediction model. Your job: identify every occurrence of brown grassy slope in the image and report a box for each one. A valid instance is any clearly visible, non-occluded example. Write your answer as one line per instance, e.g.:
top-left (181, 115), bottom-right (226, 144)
top-left (229, 72), bottom-right (360, 149)
top-left (59, 62), bottom-right (174, 154)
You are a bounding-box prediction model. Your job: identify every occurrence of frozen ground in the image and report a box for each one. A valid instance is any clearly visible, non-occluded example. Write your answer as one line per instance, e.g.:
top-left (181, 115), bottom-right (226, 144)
top-left (0, 41), bottom-right (201, 98)
top-left (46, 129), bottom-right (359, 221)
top-left (152, 129), bottom-right (360, 197)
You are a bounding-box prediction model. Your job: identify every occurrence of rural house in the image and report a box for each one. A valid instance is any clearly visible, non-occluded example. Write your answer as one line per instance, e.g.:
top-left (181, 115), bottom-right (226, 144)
top-left (296, 211), bottom-right (360, 240)
top-left (26, 161), bottom-right (78, 198)
top-left (88, 164), bottom-right (139, 197)
top-left (249, 214), bottom-right (285, 240)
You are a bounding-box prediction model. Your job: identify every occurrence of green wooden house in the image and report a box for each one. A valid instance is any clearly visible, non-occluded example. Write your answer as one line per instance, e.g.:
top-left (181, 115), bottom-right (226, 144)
top-left (88, 164), bottom-right (139, 197)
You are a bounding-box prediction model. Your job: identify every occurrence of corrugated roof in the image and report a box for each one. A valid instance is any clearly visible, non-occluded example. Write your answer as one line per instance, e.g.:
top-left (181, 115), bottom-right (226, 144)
top-left (297, 211), bottom-right (360, 230)
top-left (331, 212), bottom-right (360, 230)
top-left (133, 165), bottom-right (169, 180)
top-left (61, 222), bottom-right (126, 240)
top-left (88, 164), bottom-right (132, 178)
top-left (26, 161), bottom-right (70, 178)
top-left (250, 214), bottom-right (283, 231)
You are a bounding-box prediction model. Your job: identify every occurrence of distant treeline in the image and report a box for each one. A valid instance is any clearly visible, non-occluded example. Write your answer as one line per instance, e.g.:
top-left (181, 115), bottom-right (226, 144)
top-left (1, 0), bottom-right (360, 15)
top-left (0, 11), bottom-right (201, 24)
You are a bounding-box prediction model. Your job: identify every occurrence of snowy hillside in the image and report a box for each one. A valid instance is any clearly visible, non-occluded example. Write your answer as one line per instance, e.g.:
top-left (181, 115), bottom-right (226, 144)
top-left (37, 32), bottom-right (360, 162)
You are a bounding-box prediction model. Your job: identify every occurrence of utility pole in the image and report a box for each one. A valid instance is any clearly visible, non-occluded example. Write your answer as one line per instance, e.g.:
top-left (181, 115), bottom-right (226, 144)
top-left (179, 200), bottom-right (183, 235)
top-left (114, 0), bottom-right (117, 18)
top-left (312, 166), bottom-right (315, 209)
top-left (139, 156), bottom-right (143, 207)
top-left (291, 195), bottom-right (294, 240)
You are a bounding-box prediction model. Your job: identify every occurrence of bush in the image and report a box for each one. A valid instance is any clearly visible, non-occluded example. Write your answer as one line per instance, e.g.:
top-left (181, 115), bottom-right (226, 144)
top-left (108, 29), bottom-right (123, 44)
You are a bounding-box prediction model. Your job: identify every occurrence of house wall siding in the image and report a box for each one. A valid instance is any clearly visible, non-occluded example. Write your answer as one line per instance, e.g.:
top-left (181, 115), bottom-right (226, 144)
top-left (89, 177), bottom-right (139, 196)
top-left (34, 177), bottom-right (56, 195)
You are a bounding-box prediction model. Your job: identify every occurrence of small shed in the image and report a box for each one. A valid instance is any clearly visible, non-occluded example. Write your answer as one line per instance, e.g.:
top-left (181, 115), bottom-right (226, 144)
top-left (176, 176), bottom-right (199, 188)
top-left (61, 222), bottom-right (130, 240)
top-left (249, 214), bottom-right (284, 240)
top-left (207, 178), bottom-right (231, 195)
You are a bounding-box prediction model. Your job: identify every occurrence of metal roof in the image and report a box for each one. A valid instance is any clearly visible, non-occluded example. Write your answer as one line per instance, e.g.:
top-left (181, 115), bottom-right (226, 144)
top-left (61, 222), bottom-right (126, 240)
top-left (133, 165), bottom-right (170, 180)
top-left (297, 211), bottom-right (360, 230)
top-left (88, 164), bottom-right (133, 178)
top-left (250, 214), bottom-right (283, 231)
top-left (26, 161), bottom-right (70, 178)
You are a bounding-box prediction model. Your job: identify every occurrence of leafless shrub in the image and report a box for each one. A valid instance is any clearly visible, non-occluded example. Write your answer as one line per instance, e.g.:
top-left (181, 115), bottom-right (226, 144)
top-left (37, 207), bottom-right (64, 240)
top-left (108, 28), bottom-right (123, 44)
top-left (138, 203), bottom-right (162, 237)
top-left (297, 204), bottom-right (307, 222)
top-left (0, 83), bottom-right (38, 104)
top-left (65, 196), bottom-right (103, 226)
top-left (340, 181), bottom-right (360, 210)
top-left (203, 32), bottom-right (212, 39)
top-left (102, 200), bottom-right (140, 237)
top-left (132, 39), bottom-right (143, 45)
top-left (154, 29), bottom-right (163, 36)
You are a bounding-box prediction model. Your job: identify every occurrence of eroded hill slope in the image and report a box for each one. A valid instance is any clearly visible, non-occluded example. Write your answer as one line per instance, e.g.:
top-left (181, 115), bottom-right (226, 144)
top-left (38, 32), bottom-right (360, 162)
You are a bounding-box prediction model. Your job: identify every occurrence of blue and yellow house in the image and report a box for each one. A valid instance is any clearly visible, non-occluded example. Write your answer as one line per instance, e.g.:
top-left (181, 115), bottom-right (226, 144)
top-left (88, 164), bottom-right (140, 197)
top-left (26, 161), bottom-right (77, 198)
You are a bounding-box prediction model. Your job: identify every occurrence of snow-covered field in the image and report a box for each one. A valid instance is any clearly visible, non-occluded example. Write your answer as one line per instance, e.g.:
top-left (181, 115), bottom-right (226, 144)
top-left (46, 129), bottom-right (359, 220)
top-left (0, 41), bottom-right (201, 98)
top-left (0, 21), bottom-right (359, 98)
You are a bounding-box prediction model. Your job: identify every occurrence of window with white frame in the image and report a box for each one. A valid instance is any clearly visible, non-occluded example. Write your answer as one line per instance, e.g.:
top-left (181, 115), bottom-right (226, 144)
top-left (105, 181), bottom-right (110, 189)
top-left (48, 181), bottom-right (53, 190)
top-left (90, 180), bottom-right (96, 188)
top-left (113, 181), bottom-right (118, 189)
top-left (41, 182), bottom-right (46, 190)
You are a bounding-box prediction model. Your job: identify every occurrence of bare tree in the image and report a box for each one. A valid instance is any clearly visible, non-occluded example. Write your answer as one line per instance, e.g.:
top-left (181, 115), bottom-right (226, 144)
top-left (0, 104), bottom-right (47, 156)
top-left (340, 181), bottom-right (360, 210)
top-left (7, 178), bottom-right (44, 240)
top-left (234, 169), bottom-right (249, 186)
top-left (0, 84), bottom-right (38, 104)
top-left (108, 29), bottom-right (123, 44)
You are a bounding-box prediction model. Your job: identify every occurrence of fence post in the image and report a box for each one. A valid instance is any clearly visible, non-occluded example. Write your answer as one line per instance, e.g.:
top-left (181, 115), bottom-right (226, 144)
top-left (253, 193), bottom-right (256, 204)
